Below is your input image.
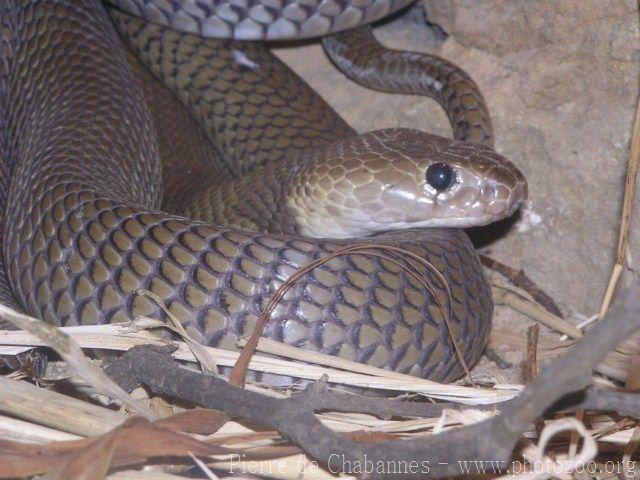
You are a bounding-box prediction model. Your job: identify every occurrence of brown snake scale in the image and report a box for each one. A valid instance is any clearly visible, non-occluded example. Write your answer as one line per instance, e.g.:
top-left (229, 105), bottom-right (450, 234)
top-left (0, 0), bottom-right (525, 382)
top-left (109, 0), bottom-right (416, 40)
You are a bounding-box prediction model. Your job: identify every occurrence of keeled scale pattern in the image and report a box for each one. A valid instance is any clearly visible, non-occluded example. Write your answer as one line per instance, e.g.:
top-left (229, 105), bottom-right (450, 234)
top-left (3, 0), bottom-right (492, 382)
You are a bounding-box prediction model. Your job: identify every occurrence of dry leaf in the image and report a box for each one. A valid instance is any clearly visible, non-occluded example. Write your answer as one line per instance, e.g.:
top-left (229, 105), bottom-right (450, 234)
top-left (156, 408), bottom-right (229, 435)
top-left (52, 429), bottom-right (118, 480)
top-left (0, 416), bottom-right (229, 478)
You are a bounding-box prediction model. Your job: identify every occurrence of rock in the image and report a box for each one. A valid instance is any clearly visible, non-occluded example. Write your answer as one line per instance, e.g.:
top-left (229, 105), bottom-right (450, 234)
top-left (274, 0), bottom-right (639, 322)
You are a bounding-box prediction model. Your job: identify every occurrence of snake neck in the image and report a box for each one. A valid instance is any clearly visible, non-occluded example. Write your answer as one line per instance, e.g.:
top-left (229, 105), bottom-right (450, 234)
top-left (177, 159), bottom-right (304, 236)
top-left (176, 149), bottom-right (379, 239)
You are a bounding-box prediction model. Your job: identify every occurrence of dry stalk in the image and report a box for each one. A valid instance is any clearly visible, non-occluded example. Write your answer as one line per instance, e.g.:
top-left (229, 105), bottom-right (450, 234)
top-left (598, 94), bottom-right (640, 318)
top-left (103, 278), bottom-right (640, 479)
top-left (0, 303), bottom-right (155, 419)
top-left (0, 375), bottom-right (126, 436)
top-left (0, 321), bottom-right (517, 403)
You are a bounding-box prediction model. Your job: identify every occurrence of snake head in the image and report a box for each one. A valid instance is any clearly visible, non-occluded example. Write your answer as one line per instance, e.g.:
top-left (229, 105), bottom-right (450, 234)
top-left (289, 128), bottom-right (527, 238)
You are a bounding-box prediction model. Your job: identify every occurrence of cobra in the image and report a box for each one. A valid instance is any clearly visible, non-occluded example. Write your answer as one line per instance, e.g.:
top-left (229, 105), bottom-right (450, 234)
top-left (0, 0), bottom-right (526, 382)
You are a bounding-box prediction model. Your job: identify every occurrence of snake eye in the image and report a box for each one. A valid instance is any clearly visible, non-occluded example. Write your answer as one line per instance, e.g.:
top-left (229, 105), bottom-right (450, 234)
top-left (426, 163), bottom-right (454, 191)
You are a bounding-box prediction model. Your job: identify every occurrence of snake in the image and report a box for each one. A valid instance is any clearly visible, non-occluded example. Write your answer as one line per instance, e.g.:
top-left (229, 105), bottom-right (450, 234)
top-left (0, 0), bottom-right (526, 382)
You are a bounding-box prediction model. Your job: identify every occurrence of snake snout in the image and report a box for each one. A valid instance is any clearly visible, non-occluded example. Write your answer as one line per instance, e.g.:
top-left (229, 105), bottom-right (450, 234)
top-left (411, 144), bottom-right (528, 228)
top-left (479, 158), bottom-right (528, 219)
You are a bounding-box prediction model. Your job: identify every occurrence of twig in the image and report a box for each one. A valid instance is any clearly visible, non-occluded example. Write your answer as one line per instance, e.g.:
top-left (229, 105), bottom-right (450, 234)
top-left (598, 94), bottom-right (639, 318)
top-left (523, 324), bottom-right (539, 383)
top-left (493, 288), bottom-right (582, 338)
top-left (106, 279), bottom-right (640, 478)
top-left (243, 337), bottom-right (439, 381)
top-left (0, 375), bottom-right (126, 436)
top-left (0, 414), bottom-right (81, 443)
top-left (567, 386), bottom-right (640, 418)
top-left (480, 255), bottom-right (563, 318)
top-left (568, 408), bottom-right (584, 461)
top-left (483, 347), bottom-right (513, 369)
top-left (136, 290), bottom-right (219, 375)
top-left (523, 324), bottom-right (545, 440)
top-left (0, 303), bottom-right (156, 419)
top-left (0, 324), bottom-right (515, 403)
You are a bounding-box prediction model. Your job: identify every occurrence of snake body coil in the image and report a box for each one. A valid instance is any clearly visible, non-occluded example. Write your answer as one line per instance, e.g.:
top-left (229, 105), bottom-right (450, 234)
top-left (0, 0), bottom-right (525, 382)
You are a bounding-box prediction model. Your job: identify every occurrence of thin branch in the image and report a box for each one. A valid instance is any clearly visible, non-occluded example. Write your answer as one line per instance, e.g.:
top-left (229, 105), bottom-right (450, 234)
top-left (480, 254), bottom-right (563, 318)
top-left (106, 279), bottom-right (640, 479)
top-left (0, 304), bottom-right (156, 419)
top-left (598, 93), bottom-right (640, 318)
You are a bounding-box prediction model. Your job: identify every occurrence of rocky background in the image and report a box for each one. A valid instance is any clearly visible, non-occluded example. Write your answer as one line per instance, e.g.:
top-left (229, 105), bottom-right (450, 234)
top-left (274, 0), bottom-right (639, 378)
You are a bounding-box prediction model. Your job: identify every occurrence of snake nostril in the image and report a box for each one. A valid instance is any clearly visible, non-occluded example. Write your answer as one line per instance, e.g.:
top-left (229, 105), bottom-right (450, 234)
top-left (483, 181), bottom-right (496, 199)
top-left (426, 163), bottom-right (454, 191)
